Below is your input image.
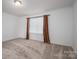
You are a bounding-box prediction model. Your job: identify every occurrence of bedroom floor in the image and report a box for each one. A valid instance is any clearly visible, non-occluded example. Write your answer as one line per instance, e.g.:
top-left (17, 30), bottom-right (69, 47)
top-left (2, 38), bottom-right (75, 59)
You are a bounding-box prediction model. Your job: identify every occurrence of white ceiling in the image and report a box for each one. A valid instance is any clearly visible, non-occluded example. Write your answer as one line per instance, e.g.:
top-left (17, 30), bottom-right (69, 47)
top-left (2, 0), bottom-right (75, 16)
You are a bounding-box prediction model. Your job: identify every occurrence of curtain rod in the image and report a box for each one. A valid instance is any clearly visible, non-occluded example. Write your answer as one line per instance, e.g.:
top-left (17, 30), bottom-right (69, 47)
top-left (28, 15), bottom-right (50, 19)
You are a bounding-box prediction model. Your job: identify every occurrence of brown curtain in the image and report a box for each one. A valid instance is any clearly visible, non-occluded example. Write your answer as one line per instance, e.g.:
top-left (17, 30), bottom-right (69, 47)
top-left (26, 18), bottom-right (30, 39)
top-left (43, 15), bottom-right (50, 43)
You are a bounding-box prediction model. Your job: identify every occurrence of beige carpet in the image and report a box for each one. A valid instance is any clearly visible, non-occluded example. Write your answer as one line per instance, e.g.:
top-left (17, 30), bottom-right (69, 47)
top-left (2, 38), bottom-right (76, 59)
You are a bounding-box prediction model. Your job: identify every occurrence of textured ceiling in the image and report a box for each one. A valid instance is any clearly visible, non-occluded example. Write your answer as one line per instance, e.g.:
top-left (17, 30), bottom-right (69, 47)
top-left (2, 0), bottom-right (75, 16)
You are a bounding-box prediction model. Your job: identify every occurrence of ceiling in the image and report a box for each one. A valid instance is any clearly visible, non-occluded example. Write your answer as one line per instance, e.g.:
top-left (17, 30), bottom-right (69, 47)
top-left (2, 0), bottom-right (76, 16)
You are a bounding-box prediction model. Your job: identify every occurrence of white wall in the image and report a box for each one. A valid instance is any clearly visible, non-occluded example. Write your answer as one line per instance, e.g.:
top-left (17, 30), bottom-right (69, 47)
top-left (49, 7), bottom-right (73, 46)
top-left (16, 16), bottom-right (27, 38)
top-left (2, 12), bottom-right (19, 41)
top-left (72, 2), bottom-right (77, 52)
top-left (18, 7), bottom-right (74, 47)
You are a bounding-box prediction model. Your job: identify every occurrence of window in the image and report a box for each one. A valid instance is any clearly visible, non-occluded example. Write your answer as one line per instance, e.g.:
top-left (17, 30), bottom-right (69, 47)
top-left (29, 17), bottom-right (44, 41)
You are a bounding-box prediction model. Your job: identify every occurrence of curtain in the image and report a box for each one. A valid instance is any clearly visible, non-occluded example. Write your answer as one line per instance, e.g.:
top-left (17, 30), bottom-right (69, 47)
top-left (43, 15), bottom-right (50, 43)
top-left (26, 18), bottom-right (30, 39)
